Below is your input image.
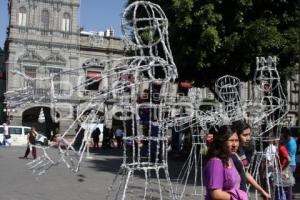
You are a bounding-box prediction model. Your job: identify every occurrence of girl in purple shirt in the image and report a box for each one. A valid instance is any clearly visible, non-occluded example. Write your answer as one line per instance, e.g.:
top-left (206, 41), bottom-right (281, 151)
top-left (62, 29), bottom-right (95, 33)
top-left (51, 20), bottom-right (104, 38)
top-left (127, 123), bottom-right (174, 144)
top-left (204, 125), bottom-right (248, 200)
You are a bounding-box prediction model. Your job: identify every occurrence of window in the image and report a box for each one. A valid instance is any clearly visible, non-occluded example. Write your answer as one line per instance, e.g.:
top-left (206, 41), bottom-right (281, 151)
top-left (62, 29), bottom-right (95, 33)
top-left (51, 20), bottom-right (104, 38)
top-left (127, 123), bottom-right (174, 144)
top-left (18, 7), bottom-right (27, 26)
top-left (9, 128), bottom-right (22, 135)
top-left (41, 9), bottom-right (49, 30)
top-left (24, 128), bottom-right (30, 135)
top-left (86, 71), bottom-right (102, 91)
top-left (24, 66), bottom-right (36, 88)
top-left (62, 13), bottom-right (70, 32)
top-left (24, 66), bottom-right (36, 78)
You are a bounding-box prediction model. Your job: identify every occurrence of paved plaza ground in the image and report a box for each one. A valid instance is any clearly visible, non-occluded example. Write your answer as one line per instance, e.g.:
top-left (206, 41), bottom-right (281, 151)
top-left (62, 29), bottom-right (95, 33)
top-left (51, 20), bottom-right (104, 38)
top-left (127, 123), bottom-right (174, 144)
top-left (0, 146), bottom-right (299, 200)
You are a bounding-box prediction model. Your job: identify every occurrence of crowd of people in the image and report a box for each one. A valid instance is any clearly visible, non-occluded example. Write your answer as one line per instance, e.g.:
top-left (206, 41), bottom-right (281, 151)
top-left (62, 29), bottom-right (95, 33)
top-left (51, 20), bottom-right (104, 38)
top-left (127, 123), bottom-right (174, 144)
top-left (204, 121), bottom-right (297, 200)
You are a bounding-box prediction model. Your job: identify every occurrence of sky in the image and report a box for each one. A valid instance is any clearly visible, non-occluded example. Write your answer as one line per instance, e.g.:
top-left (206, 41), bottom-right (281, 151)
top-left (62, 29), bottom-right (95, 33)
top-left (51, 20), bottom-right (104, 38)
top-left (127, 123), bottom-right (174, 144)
top-left (0, 0), bottom-right (126, 48)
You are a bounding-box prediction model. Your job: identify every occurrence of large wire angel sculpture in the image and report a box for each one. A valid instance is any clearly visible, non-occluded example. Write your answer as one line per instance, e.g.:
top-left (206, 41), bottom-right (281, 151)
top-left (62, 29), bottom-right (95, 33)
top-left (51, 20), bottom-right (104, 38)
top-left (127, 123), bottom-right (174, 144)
top-left (5, 1), bottom-right (179, 200)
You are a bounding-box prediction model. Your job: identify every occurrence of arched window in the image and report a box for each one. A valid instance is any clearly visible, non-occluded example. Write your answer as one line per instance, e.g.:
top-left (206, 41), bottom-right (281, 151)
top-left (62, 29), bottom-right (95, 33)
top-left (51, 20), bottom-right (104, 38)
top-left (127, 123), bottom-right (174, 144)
top-left (18, 7), bottom-right (27, 26)
top-left (41, 9), bottom-right (49, 30)
top-left (62, 13), bottom-right (70, 32)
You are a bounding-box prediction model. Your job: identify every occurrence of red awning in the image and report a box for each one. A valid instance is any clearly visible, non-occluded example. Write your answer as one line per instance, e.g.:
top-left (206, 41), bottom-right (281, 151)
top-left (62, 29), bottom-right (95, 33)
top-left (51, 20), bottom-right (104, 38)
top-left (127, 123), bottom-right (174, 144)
top-left (180, 81), bottom-right (192, 89)
top-left (87, 71), bottom-right (102, 81)
top-left (0, 72), bottom-right (6, 80)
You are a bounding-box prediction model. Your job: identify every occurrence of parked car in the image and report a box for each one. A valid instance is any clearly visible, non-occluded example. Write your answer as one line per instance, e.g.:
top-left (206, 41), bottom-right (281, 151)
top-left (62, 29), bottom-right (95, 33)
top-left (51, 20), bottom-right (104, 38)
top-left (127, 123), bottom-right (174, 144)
top-left (0, 125), bottom-right (48, 146)
top-left (0, 125), bottom-right (31, 146)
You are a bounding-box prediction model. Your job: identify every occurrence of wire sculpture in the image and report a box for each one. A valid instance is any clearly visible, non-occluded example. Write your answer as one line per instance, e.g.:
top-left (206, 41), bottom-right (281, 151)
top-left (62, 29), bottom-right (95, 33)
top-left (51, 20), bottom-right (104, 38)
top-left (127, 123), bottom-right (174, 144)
top-left (4, 1), bottom-right (290, 200)
top-left (246, 56), bottom-right (288, 200)
top-left (174, 57), bottom-right (288, 200)
top-left (5, 1), bottom-right (178, 199)
top-left (106, 2), bottom-right (178, 199)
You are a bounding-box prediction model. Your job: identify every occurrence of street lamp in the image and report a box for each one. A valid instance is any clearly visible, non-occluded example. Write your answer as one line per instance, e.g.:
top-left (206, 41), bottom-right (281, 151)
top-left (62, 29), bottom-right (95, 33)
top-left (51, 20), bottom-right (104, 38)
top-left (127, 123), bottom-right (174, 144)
top-left (3, 108), bottom-right (15, 124)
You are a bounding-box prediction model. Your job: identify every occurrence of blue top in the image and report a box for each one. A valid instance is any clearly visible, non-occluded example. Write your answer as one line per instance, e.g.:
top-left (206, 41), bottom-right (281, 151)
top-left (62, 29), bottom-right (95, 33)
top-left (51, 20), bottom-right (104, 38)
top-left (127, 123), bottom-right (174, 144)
top-left (285, 137), bottom-right (297, 167)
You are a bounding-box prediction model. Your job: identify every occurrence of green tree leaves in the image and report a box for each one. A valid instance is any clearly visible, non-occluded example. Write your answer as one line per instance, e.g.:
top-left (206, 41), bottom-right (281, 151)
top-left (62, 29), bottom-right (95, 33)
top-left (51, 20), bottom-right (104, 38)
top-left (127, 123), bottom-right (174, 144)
top-left (125, 0), bottom-right (299, 86)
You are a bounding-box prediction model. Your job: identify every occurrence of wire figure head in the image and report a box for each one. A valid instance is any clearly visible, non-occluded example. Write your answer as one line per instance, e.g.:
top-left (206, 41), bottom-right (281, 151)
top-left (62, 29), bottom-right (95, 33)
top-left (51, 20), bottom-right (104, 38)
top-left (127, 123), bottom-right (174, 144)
top-left (122, 1), bottom-right (168, 48)
top-left (254, 56), bottom-right (280, 93)
top-left (215, 75), bottom-right (240, 103)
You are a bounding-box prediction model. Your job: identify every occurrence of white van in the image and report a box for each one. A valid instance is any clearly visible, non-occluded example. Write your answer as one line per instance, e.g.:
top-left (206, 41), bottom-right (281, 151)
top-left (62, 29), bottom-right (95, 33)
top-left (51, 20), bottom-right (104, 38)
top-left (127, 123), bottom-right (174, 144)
top-left (0, 125), bottom-right (31, 146)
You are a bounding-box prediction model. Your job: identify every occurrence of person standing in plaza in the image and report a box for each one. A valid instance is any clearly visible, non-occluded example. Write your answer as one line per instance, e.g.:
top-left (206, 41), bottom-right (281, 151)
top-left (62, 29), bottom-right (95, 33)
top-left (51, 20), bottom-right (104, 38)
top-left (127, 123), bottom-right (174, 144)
top-left (204, 125), bottom-right (248, 200)
top-left (114, 127), bottom-right (124, 149)
top-left (277, 136), bottom-right (295, 200)
top-left (231, 120), bottom-right (270, 200)
top-left (91, 128), bottom-right (101, 149)
top-left (2, 123), bottom-right (11, 147)
top-left (23, 127), bottom-right (37, 159)
top-left (282, 127), bottom-right (297, 200)
top-left (283, 128), bottom-right (297, 172)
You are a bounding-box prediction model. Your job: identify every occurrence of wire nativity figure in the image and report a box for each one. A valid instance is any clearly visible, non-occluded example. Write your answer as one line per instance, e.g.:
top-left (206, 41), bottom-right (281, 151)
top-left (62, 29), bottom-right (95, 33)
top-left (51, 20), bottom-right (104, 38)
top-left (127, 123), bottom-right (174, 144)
top-left (4, 1), bottom-right (290, 200)
top-left (5, 1), bottom-right (179, 200)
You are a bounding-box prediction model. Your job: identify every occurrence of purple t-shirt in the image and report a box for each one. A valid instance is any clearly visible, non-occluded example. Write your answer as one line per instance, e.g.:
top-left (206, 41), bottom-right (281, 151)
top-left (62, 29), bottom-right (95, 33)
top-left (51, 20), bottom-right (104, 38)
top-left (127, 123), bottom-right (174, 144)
top-left (204, 158), bottom-right (241, 200)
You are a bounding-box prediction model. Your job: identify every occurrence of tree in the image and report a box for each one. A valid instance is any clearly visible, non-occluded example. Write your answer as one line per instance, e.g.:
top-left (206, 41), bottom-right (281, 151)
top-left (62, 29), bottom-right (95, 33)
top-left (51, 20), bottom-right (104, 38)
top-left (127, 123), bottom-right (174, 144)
top-left (125, 0), bottom-right (300, 89)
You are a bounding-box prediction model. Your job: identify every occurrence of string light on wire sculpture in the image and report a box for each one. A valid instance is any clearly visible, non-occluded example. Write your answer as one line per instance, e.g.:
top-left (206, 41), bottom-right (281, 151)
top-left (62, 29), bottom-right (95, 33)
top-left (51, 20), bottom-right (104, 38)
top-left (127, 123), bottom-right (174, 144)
top-left (215, 75), bottom-right (243, 124)
top-left (106, 2), bottom-right (178, 199)
top-left (174, 57), bottom-right (289, 200)
top-left (174, 110), bottom-right (219, 200)
top-left (174, 75), bottom-right (243, 200)
top-left (246, 56), bottom-right (288, 200)
top-left (3, 1), bottom-right (178, 199)
top-left (4, 1), bottom-right (290, 200)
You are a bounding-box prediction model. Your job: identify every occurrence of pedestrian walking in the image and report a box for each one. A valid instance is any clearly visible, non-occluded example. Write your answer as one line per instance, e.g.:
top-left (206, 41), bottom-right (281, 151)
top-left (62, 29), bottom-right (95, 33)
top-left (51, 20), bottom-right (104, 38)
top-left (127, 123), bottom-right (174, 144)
top-left (92, 128), bottom-right (101, 148)
top-left (23, 127), bottom-right (37, 159)
top-left (2, 123), bottom-right (11, 147)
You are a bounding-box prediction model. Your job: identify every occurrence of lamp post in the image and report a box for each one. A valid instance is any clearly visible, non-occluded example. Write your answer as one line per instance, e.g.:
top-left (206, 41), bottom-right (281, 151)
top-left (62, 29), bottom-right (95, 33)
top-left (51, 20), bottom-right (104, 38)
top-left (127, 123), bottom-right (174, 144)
top-left (3, 108), bottom-right (15, 124)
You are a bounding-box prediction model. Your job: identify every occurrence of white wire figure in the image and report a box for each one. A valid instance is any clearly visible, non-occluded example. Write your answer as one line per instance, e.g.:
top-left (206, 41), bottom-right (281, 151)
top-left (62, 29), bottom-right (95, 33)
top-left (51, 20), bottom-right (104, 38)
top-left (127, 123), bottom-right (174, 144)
top-left (246, 56), bottom-right (288, 200)
top-left (5, 1), bottom-right (178, 199)
top-left (174, 75), bottom-right (243, 200)
top-left (174, 113), bottom-right (216, 200)
top-left (215, 75), bottom-right (244, 124)
top-left (106, 2), bottom-right (179, 199)
top-left (4, 1), bottom-right (290, 200)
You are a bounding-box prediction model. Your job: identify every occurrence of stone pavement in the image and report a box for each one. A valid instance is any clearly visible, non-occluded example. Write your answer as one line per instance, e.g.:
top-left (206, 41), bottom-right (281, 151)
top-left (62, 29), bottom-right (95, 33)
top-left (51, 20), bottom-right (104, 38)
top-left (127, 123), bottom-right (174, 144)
top-left (0, 147), bottom-right (299, 200)
top-left (0, 147), bottom-right (123, 200)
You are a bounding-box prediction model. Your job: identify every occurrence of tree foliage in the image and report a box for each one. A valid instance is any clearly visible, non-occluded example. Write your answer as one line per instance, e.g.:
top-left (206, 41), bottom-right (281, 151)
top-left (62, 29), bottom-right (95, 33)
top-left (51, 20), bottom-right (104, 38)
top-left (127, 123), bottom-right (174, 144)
top-left (125, 0), bottom-right (300, 88)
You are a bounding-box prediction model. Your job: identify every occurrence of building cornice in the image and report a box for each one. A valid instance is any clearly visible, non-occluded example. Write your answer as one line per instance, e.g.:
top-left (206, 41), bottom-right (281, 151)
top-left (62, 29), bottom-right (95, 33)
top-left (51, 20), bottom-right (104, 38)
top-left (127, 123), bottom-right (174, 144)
top-left (10, 25), bottom-right (80, 36)
top-left (23, 0), bottom-right (80, 7)
top-left (6, 38), bottom-right (79, 50)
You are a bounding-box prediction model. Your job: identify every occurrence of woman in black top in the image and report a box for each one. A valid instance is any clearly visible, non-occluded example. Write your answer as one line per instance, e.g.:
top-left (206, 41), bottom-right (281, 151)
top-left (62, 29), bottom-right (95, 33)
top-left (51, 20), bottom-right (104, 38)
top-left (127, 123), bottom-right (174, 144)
top-left (231, 121), bottom-right (270, 200)
top-left (23, 127), bottom-right (37, 159)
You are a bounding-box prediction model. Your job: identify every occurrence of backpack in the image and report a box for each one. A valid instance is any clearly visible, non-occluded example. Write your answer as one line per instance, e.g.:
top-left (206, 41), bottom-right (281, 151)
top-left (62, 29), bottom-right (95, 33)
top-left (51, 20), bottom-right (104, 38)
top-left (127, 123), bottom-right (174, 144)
top-left (4, 134), bottom-right (11, 139)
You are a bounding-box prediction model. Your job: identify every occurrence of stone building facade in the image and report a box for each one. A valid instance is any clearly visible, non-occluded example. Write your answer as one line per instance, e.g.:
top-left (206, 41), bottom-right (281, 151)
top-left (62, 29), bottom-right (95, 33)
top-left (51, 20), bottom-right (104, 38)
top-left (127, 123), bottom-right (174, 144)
top-left (4, 0), bottom-right (126, 134)
top-left (0, 49), bottom-right (5, 123)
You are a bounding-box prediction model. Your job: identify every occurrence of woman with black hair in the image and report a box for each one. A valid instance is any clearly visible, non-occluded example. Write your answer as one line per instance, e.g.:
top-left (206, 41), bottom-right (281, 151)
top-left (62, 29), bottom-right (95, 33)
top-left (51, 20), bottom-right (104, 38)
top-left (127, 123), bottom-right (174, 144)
top-left (204, 125), bottom-right (248, 200)
top-left (23, 127), bottom-right (37, 159)
top-left (231, 120), bottom-right (270, 200)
